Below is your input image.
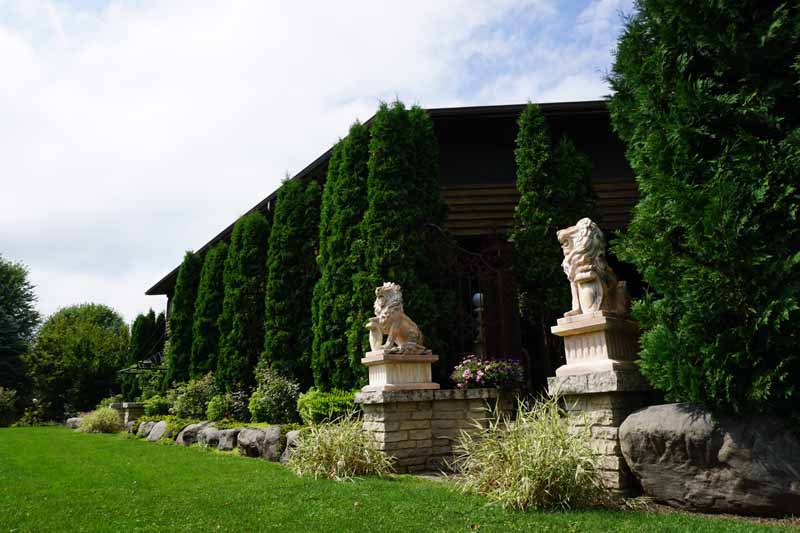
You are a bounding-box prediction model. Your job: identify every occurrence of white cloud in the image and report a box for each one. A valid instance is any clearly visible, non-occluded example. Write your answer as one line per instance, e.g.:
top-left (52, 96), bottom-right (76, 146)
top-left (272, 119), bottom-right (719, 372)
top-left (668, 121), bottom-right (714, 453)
top-left (0, 0), bottom-right (633, 323)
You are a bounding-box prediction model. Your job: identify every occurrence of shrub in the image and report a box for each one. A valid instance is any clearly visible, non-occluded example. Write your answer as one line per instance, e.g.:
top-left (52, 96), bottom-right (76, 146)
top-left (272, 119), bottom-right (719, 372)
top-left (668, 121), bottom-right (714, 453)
top-left (190, 242), bottom-right (228, 378)
top-left (296, 388), bottom-right (356, 426)
top-left (0, 255), bottom-right (40, 393)
top-left (95, 394), bottom-right (124, 409)
top-left (143, 394), bottom-right (171, 416)
top-left (171, 372), bottom-right (217, 419)
top-left (451, 356), bottom-right (524, 390)
top-left (78, 407), bottom-right (123, 433)
top-left (248, 367), bottom-right (300, 424)
top-left (0, 387), bottom-right (17, 427)
top-left (608, 1), bottom-right (800, 414)
top-left (206, 393), bottom-right (233, 421)
top-left (124, 309), bottom-right (165, 400)
top-left (165, 251), bottom-right (203, 385)
top-left (450, 396), bottom-right (603, 510)
top-left (287, 415), bottom-right (393, 480)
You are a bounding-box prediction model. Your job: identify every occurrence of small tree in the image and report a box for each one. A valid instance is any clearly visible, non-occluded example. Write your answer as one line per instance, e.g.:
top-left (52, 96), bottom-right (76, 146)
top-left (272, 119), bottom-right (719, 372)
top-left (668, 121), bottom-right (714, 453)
top-left (311, 121), bottom-right (370, 390)
top-left (509, 103), bottom-right (594, 377)
top-left (122, 309), bottom-right (161, 399)
top-left (190, 242), bottom-right (228, 378)
top-left (164, 251), bottom-right (203, 386)
top-left (0, 255), bottom-right (40, 395)
top-left (609, 1), bottom-right (800, 414)
top-left (217, 211), bottom-right (271, 390)
top-left (263, 179), bottom-right (321, 387)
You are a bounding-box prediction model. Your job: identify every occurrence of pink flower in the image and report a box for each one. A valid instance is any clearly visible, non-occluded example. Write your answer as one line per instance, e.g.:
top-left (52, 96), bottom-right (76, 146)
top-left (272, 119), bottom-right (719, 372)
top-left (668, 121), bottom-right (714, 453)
top-left (463, 369), bottom-right (472, 379)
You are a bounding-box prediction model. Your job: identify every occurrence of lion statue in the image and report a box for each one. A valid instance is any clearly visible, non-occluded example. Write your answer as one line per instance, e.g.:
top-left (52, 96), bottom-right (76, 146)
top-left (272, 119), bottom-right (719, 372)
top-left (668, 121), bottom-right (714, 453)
top-left (557, 218), bottom-right (628, 317)
top-left (365, 282), bottom-right (429, 354)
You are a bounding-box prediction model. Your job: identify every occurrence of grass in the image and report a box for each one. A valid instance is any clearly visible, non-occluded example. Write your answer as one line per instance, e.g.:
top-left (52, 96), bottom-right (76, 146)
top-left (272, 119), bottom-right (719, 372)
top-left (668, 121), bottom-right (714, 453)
top-left (0, 427), bottom-right (794, 532)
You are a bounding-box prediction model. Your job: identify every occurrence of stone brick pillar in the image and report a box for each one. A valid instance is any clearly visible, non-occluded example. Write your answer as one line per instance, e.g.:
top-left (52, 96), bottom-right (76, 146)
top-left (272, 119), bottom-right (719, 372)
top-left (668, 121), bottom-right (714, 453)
top-left (110, 402), bottom-right (145, 426)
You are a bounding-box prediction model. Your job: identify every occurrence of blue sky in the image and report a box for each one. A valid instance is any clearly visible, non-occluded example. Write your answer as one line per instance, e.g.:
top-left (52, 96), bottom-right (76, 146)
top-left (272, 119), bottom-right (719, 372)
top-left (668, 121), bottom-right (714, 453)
top-left (0, 0), bottom-right (634, 322)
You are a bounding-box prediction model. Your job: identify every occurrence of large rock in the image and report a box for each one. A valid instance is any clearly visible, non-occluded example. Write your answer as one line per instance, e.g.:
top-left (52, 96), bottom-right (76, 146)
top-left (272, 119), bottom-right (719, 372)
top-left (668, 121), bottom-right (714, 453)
top-left (217, 428), bottom-right (243, 452)
top-left (620, 403), bottom-right (800, 516)
top-left (65, 417), bottom-right (82, 430)
top-left (237, 426), bottom-right (281, 461)
top-left (136, 421), bottom-right (156, 439)
top-left (126, 421), bottom-right (136, 433)
top-left (147, 421), bottom-right (169, 442)
top-left (197, 427), bottom-right (221, 448)
top-left (176, 422), bottom-right (213, 446)
top-left (280, 430), bottom-right (301, 464)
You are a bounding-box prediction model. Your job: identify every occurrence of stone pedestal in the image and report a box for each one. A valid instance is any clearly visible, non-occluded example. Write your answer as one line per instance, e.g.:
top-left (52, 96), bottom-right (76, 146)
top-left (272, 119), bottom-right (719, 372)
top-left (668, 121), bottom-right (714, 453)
top-left (109, 402), bottom-right (145, 426)
top-left (361, 351), bottom-right (440, 392)
top-left (356, 388), bottom-right (510, 473)
top-left (551, 311), bottom-right (638, 377)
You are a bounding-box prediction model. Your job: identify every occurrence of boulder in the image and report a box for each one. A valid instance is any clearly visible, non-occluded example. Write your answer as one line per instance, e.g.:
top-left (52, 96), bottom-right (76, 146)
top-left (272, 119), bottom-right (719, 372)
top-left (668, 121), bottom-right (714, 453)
top-left (280, 430), bottom-right (301, 464)
top-left (136, 421), bottom-right (156, 439)
top-left (176, 422), bottom-right (213, 446)
top-left (620, 403), bottom-right (800, 516)
top-left (126, 421), bottom-right (136, 433)
top-left (217, 428), bottom-right (243, 452)
top-left (237, 426), bottom-right (281, 461)
top-left (65, 417), bottom-right (82, 430)
top-left (147, 421), bottom-right (169, 442)
top-left (197, 427), bottom-right (221, 448)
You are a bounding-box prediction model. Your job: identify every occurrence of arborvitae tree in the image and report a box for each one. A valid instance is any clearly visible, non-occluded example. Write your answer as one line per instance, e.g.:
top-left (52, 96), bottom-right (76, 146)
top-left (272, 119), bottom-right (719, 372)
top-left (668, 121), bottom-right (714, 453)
top-left (190, 242), bottom-right (228, 378)
top-left (509, 103), bottom-right (593, 378)
top-left (217, 212), bottom-right (271, 390)
top-left (311, 121), bottom-right (370, 390)
top-left (164, 251), bottom-right (203, 386)
top-left (122, 309), bottom-right (157, 399)
top-left (263, 179), bottom-right (322, 387)
top-left (609, 1), bottom-right (800, 414)
top-left (348, 102), bottom-right (448, 382)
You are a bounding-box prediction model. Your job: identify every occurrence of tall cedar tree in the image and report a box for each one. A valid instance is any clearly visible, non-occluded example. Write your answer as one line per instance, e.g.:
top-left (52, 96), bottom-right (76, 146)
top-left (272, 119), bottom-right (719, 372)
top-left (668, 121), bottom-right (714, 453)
top-left (348, 102), bottom-right (448, 382)
top-left (263, 179), bottom-right (322, 387)
top-left (609, 1), bottom-right (800, 414)
top-left (311, 122), bottom-right (370, 390)
top-left (509, 104), bottom-right (593, 378)
top-left (190, 242), bottom-right (228, 378)
top-left (164, 251), bottom-right (203, 385)
top-left (217, 212), bottom-right (271, 390)
top-left (122, 309), bottom-right (158, 399)
top-left (0, 255), bottom-right (40, 393)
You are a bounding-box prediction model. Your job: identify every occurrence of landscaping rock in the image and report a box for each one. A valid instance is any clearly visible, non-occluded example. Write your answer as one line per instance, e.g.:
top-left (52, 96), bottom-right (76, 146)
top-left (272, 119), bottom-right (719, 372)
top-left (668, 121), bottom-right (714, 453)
top-left (147, 421), bottom-right (169, 442)
top-left (65, 417), bottom-right (82, 430)
top-left (620, 403), bottom-right (800, 516)
top-left (126, 421), bottom-right (136, 433)
top-left (217, 428), bottom-right (243, 452)
top-left (137, 421), bottom-right (156, 439)
top-left (280, 430), bottom-right (301, 464)
top-left (176, 422), bottom-right (213, 446)
top-left (197, 427), bottom-right (221, 448)
top-left (237, 426), bottom-right (281, 461)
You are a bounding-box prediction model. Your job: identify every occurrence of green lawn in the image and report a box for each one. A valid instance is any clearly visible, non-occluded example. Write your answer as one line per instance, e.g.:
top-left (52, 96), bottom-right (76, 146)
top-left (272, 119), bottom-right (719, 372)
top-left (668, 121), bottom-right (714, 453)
top-left (0, 427), bottom-right (792, 532)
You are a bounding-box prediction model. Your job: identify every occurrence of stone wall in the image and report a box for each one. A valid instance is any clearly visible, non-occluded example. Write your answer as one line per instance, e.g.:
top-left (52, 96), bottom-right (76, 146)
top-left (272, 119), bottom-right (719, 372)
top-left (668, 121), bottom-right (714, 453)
top-left (109, 402), bottom-right (145, 426)
top-left (355, 388), bottom-right (511, 473)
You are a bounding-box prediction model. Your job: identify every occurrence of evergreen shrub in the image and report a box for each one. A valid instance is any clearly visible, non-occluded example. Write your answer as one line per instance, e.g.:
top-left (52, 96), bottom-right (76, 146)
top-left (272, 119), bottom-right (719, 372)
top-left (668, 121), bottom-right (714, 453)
top-left (191, 242), bottom-right (228, 379)
top-left (296, 388), bottom-right (357, 425)
top-left (165, 251), bottom-right (203, 385)
top-left (609, 0), bottom-right (800, 414)
top-left (170, 373), bottom-right (217, 419)
top-left (0, 387), bottom-right (17, 427)
top-left (143, 394), bottom-right (171, 416)
top-left (248, 365), bottom-right (300, 424)
top-left (205, 394), bottom-right (232, 422)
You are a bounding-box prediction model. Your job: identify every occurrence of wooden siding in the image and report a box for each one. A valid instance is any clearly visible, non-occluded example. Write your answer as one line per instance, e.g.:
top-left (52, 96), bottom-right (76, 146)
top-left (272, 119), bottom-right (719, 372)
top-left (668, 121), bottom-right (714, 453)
top-left (442, 178), bottom-right (638, 237)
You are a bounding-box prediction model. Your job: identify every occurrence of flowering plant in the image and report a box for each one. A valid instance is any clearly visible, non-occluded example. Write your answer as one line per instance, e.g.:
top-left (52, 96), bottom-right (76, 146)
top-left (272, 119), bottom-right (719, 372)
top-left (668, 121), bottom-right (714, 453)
top-left (451, 355), bottom-right (524, 390)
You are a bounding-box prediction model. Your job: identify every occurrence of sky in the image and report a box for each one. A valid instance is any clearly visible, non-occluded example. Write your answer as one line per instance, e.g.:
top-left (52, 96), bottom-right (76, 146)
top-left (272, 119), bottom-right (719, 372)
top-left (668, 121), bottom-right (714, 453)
top-left (0, 0), bottom-right (634, 324)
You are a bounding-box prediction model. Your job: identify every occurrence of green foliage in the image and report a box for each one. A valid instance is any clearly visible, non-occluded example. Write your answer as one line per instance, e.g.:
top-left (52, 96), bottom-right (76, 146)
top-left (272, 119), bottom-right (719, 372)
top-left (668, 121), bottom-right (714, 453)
top-left (170, 372), bottom-right (217, 419)
top-left (348, 102), bottom-right (449, 377)
top-left (217, 211), bottom-right (271, 390)
top-left (451, 396), bottom-right (603, 510)
top-left (608, 1), bottom-right (800, 414)
top-left (312, 122), bottom-right (371, 390)
top-left (95, 394), bottom-right (123, 409)
top-left (205, 393), bottom-right (232, 421)
top-left (296, 388), bottom-right (357, 426)
top-left (78, 407), bottom-right (123, 434)
top-left (262, 179), bottom-right (321, 386)
top-left (190, 242), bottom-right (228, 379)
top-left (165, 251), bottom-right (203, 386)
top-left (0, 387), bottom-right (17, 427)
top-left (248, 365), bottom-right (300, 424)
top-left (286, 414), bottom-right (393, 481)
top-left (123, 309), bottom-right (164, 400)
top-left (23, 304), bottom-right (129, 419)
top-left (143, 394), bottom-right (171, 416)
top-left (0, 255), bottom-right (40, 393)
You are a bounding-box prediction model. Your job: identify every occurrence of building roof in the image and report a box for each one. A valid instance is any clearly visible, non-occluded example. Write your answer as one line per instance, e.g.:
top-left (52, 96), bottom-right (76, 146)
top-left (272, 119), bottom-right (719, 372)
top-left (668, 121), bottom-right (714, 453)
top-left (145, 100), bottom-right (609, 296)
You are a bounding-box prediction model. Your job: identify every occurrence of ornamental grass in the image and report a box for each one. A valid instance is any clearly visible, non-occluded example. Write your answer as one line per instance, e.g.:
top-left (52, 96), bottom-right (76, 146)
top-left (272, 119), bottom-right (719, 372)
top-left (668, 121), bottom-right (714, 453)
top-left (78, 407), bottom-right (123, 434)
top-left (287, 415), bottom-right (393, 481)
top-left (450, 396), bottom-right (604, 511)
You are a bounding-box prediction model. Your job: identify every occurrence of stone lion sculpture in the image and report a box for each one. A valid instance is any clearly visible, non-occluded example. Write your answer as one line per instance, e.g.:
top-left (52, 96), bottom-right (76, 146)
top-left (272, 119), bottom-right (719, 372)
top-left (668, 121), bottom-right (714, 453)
top-left (365, 282), bottom-right (429, 354)
top-left (557, 218), bottom-right (628, 317)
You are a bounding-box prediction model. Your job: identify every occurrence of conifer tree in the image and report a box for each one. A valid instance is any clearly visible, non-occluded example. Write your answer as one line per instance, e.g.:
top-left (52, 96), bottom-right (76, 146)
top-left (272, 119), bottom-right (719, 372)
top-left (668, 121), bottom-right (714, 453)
top-left (263, 179), bottom-right (322, 387)
top-left (311, 121), bottom-right (370, 389)
top-left (217, 212), bottom-right (271, 390)
top-left (122, 309), bottom-right (158, 398)
top-left (190, 242), bottom-right (228, 378)
top-left (164, 251), bottom-right (202, 385)
top-left (609, 1), bottom-right (800, 414)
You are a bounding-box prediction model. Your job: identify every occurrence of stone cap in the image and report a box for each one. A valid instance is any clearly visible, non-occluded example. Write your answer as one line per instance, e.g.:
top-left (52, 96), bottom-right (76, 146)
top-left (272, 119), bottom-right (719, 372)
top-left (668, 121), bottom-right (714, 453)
top-left (109, 402), bottom-right (145, 409)
top-left (548, 369), bottom-right (650, 396)
top-left (361, 352), bottom-right (439, 365)
top-left (551, 311), bottom-right (638, 337)
top-left (355, 387), bottom-right (498, 405)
